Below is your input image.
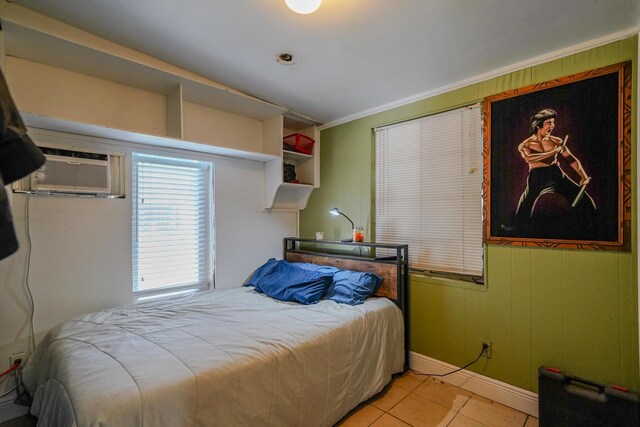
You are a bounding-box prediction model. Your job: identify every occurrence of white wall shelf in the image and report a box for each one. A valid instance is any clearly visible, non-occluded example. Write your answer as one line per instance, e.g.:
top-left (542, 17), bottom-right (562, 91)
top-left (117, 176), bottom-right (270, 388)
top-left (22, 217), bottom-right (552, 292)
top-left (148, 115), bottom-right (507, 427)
top-left (1, 2), bottom-right (320, 209)
top-left (263, 115), bottom-right (319, 210)
top-left (22, 113), bottom-right (279, 163)
top-left (283, 150), bottom-right (314, 161)
top-left (0, 4), bottom-right (287, 121)
top-left (281, 182), bottom-right (315, 189)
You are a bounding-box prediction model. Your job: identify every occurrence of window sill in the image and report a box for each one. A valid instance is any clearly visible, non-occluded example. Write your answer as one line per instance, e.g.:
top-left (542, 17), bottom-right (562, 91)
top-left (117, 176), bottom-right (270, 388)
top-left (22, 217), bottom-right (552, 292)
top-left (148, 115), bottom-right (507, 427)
top-left (411, 272), bottom-right (488, 291)
top-left (134, 287), bottom-right (204, 303)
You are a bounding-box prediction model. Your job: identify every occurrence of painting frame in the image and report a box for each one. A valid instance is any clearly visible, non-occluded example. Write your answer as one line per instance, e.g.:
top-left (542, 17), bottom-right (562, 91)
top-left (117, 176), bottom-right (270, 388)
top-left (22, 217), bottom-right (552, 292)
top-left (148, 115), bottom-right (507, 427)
top-left (482, 61), bottom-right (631, 251)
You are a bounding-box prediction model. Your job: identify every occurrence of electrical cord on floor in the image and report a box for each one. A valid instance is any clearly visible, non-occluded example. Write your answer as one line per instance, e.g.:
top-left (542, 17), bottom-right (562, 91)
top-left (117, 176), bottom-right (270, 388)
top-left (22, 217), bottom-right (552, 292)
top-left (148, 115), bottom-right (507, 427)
top-left (0, 362), bottom-right (20, 379)
top-left (0, 382), bottom-right (20, 399)
top-left (0, 196), bottom-right (34, 404)
top-left (0, 361), bottom-right (22, 399)
top-left (411, 344), bottom-right (488, 378)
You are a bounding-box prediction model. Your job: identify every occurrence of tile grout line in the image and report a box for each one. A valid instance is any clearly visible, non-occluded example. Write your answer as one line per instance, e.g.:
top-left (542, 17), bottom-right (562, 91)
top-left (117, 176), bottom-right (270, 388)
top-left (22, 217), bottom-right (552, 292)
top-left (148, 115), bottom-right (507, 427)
top-left (443, 393), bottom-right (482, 427)
top-left (364, 372), bottom-right (536, 427)
top-left (404, 375), bottom-right (472, 426)
top-left (373, 373), bottom-right (427, 426)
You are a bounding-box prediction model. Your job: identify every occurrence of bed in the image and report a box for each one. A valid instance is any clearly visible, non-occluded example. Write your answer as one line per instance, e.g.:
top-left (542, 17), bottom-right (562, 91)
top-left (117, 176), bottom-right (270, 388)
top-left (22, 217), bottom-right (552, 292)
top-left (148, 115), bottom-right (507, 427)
top-left (22, 239), bottom-right (409, 426)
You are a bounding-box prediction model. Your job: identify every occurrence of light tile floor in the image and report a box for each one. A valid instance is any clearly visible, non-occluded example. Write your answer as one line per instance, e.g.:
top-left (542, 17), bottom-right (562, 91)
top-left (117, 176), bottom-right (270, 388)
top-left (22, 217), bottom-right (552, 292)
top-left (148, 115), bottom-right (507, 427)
top-left (336, 370), bottom-right (539, 427)
top-left (0, 370), bottom-right (538, 427)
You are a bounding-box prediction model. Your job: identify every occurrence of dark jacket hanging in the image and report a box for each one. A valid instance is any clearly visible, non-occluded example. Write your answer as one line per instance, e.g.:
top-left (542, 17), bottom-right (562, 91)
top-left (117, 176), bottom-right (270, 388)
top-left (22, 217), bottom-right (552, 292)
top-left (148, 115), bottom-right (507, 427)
top-left (0, 66), bottom-right (45, 260)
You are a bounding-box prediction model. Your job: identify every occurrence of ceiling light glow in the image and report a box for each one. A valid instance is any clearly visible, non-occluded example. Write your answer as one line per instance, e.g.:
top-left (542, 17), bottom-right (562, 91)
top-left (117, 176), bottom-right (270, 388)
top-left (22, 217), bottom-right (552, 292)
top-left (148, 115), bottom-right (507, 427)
top-left (285, 0), bottom-right (321, 14)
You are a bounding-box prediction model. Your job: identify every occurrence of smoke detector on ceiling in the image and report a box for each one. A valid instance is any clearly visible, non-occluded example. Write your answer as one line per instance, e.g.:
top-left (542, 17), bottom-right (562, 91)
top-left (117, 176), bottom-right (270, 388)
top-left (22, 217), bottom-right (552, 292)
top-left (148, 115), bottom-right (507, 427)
top-left (277, 52), bottom-right (296, 65)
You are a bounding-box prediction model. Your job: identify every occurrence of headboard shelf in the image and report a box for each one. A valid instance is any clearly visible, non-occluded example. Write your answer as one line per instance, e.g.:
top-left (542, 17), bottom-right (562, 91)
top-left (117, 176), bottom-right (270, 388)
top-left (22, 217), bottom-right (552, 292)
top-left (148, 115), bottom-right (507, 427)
top-left (284, 237), bottom-right (410, 369)
top-left (284, 247), bottom-right (406, 264)
top-left (288, 237), bottom-right (405, 246)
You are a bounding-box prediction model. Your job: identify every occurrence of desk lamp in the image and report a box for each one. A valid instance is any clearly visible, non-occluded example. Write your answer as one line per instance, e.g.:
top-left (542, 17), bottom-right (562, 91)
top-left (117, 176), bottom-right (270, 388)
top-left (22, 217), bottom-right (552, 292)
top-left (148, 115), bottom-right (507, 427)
top-left (329, 207), bottom-right (355, 242)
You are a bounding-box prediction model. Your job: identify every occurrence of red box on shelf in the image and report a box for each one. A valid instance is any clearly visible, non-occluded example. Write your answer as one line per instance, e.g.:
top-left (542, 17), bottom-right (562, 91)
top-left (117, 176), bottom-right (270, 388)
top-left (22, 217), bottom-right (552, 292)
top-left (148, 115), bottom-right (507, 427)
top-left (283, 133), bottom-right (315, 155)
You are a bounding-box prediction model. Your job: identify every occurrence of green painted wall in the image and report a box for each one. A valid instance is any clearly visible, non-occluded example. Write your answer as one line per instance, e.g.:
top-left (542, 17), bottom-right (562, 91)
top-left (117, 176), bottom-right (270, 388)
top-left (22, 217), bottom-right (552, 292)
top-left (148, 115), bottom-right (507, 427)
top-left (300, 37), bottom-right (639, 392)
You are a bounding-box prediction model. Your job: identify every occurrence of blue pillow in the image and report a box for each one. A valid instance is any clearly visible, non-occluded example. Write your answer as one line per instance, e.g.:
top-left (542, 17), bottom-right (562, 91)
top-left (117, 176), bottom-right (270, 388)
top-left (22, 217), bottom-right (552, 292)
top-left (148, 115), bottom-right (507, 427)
top-left (323, 270), bottom-right (382, 305)
top-left (291, 261), bottom-right (340, 275)
top-left (244, 258), bottom-right (279, 290)
top-left (253, 261), bottom-right (333, 305)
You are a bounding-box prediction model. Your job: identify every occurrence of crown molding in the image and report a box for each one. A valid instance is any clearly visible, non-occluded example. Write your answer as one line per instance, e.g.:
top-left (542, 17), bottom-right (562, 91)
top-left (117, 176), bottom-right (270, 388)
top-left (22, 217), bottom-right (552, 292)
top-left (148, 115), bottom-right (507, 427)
top-left (320, 27), bottom-right (638, 131)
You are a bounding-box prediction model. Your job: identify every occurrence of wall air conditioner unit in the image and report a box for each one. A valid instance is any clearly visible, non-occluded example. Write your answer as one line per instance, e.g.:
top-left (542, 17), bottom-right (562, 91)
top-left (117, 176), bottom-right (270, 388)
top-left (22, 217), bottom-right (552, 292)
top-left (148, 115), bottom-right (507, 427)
top-left (13, 145), bottom-right (125, 198)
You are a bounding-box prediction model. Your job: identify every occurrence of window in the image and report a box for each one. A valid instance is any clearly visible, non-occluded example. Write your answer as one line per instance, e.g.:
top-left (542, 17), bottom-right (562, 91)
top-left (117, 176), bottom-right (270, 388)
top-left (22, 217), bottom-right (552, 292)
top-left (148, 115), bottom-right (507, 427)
top-left (375, 105), bottom-right (483, 279)
top-left (132, 153), bottom-right (214, 300)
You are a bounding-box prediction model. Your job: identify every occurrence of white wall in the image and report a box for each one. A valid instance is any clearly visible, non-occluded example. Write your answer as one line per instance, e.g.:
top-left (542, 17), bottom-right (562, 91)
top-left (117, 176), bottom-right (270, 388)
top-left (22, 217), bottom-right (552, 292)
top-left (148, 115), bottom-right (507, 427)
top-left (6, 56), bottom-right (267, 154)
top-left (6, 57), bottom-right (167, 137)
top-left (0, 135), bottom-right (295, 413)
top-left (0, 50), bottom-right (298, 413)
top-left (183, 101), bottom-right (263, 153)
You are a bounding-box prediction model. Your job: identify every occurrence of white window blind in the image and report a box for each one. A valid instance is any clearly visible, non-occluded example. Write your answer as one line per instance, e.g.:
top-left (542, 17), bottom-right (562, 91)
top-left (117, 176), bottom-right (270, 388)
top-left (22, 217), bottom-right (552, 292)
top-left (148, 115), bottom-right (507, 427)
top-left (375, 105), bottom-right (483, 277)
top-left (132, 153), bottom-right (214, 298)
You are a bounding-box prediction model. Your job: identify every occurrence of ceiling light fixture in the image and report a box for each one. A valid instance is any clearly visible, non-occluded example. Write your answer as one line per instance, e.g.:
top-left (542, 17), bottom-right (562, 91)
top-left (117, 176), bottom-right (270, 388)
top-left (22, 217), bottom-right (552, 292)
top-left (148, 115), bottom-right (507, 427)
top-left (284, 0), bottom-right (321, 14)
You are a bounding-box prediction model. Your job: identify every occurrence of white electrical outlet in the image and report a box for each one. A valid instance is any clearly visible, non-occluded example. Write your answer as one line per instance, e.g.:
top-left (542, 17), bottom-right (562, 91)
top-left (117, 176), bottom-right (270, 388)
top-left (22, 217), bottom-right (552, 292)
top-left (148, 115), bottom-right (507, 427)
top-left (480, 340), bottom-right (492, 359)
top-left (9, 352), bottom-right (27, 368)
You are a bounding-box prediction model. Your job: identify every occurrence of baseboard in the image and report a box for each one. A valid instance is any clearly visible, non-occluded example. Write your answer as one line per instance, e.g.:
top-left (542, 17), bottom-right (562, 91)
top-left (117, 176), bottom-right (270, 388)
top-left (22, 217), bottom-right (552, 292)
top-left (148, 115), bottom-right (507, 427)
top-left (410, 351), bottom-right (539, 417)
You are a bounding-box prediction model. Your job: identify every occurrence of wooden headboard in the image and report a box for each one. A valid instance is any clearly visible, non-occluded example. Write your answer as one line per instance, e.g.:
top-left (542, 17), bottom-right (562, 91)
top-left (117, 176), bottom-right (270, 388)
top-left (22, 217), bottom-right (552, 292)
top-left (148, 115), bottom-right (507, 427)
top-left (284, 238), bottom-right (410, 369)
top-left (284, 252), bottom-right (400, 301)
top-left (283, 238), bottom-right (408, 303)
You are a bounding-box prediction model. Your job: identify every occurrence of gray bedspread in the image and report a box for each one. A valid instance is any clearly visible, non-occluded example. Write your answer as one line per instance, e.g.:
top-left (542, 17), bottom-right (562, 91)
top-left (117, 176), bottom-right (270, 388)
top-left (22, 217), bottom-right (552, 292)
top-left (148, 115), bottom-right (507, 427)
top-left (23, 286), bottom-right (404, 426)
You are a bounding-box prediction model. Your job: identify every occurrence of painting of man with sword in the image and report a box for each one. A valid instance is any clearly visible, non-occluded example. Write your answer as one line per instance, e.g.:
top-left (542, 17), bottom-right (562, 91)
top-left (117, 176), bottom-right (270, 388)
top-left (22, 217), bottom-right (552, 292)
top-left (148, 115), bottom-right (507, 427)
top-left (514, 108), bottom-right (596, 235)
top-left (483, 61), bottom-right (631, 250)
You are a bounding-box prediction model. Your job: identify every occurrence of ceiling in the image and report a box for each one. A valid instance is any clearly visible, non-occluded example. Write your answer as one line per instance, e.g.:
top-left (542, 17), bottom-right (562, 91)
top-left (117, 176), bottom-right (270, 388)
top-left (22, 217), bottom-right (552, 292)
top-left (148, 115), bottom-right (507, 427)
top-left (8, 0), bottom-right (640, 126)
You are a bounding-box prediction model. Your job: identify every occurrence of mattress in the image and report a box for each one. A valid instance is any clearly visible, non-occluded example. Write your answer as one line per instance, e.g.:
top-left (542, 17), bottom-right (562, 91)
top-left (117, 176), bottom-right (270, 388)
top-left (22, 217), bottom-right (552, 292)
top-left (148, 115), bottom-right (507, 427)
top-left (23, 286), bottom-right (404, 426)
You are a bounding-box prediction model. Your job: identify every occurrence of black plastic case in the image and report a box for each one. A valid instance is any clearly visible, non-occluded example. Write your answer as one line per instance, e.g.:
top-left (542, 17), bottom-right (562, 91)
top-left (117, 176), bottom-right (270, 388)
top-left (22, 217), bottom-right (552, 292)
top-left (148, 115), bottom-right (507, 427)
top-left (538, 366), bottom-right (639, 426)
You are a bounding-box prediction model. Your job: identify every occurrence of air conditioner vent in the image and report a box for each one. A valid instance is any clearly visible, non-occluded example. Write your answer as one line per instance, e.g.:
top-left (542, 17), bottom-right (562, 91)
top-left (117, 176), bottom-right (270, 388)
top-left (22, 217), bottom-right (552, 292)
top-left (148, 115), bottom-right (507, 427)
top-left (12, 144), bottom-right (125, 198)
top-left (39, 146), bottom-right (109, 161)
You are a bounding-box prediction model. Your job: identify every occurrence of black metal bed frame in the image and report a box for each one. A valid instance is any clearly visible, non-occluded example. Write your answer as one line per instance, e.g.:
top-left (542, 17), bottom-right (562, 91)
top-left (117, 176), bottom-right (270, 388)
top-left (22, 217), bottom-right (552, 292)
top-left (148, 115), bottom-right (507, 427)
top-left (283, 237), bottom-right (410, 370)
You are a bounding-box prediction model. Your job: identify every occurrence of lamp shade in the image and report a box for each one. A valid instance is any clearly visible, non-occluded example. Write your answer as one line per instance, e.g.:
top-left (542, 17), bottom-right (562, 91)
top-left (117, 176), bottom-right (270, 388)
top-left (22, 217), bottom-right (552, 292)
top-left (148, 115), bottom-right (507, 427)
top-left (329, 207), bottom-right (354, 229)
top-left (284, 0), bottom-right (321, 14)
